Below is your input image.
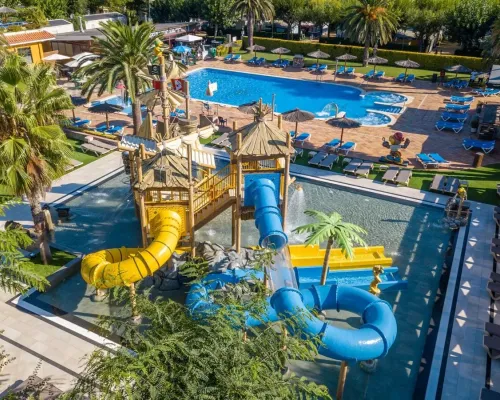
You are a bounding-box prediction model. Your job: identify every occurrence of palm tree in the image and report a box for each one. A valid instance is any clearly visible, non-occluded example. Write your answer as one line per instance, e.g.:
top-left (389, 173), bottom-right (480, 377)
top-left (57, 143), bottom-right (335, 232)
top-left (231, 0), bottom-right (274, 48)
top-left (293, 210), bottom-right (367, 285)
top-left (343, 0), bottom-right (398, 66)
top-left (0, 55), bottom-right (74, 264)
top-left (79, 21), bottom-right (173, 135)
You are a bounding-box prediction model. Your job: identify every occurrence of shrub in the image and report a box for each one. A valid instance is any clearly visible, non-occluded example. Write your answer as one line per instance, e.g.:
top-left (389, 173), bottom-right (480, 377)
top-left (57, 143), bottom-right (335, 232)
top-left (7, 25), bottom-right (23, 32)
top-left (243, 37), bottom-right (484, 71)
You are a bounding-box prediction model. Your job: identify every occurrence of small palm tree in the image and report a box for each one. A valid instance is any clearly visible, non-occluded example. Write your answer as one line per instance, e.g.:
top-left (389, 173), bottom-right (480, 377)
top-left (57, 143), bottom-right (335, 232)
top-left (343, 0), bottom-right (398, 65)
top-left (293, 210), bottom-right (367, 285)
top-left (231, 0), bottom-right (274, 48)
top-left (0, 55), bottom-right (74, 264)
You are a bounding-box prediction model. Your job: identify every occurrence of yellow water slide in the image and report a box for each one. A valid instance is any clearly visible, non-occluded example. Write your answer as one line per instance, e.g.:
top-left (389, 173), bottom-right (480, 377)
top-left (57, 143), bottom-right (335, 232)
top-left (81, 209), bottom-right (183, 289)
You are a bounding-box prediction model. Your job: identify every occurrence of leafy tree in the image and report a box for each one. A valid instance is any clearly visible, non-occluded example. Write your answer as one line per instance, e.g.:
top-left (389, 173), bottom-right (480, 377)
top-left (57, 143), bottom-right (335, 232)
top-left (293, 210), bottom-right (367, 286)
top-left (18, 6), bottom-right (48, 28)
top-left (304, 0), bottom-right (342, 38)
top-left (342, 0), bottom-right (398, 65)
top-left (231, 0), bottom-right (274, 47)
top-left (40, 0), bottom-right (67, 19)
top-left (484, 17), bottom-right (500, 65)
top-left (203, 0), bottom-right (236, 37)
top-left (150, 0), bottom-right (186, 23)
top-left (273, 0), bottom-right (305, 39)
top-left (446, 0), bottom-right (498, 52)
top-left (0, 55), bottom-right (73, 265)
top-left (67, 0), bottom-right (87, 17)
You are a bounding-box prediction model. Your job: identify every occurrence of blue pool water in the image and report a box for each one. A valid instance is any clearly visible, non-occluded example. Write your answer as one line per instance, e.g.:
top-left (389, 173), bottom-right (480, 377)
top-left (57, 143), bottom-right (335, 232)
top-left (187, 68), bottom-right (407, 125)
top-left (92, 96), bottom-right (147, 117)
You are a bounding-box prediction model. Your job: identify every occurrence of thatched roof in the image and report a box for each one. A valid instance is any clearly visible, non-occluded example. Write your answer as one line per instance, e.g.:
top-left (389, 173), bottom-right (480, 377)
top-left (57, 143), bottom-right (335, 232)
top-left (136, 150), bottom-right (197, 190)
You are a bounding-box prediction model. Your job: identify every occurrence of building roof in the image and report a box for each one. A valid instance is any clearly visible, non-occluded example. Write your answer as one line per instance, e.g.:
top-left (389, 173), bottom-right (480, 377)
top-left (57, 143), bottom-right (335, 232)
top-left (83, 12), bottom-right (125, 22)
top-left (3, 30), bottom-right (55, 46)
top-left (48, 19), bottom-right (72, 27)
top-left (54, 29), bottom-right (103, 42)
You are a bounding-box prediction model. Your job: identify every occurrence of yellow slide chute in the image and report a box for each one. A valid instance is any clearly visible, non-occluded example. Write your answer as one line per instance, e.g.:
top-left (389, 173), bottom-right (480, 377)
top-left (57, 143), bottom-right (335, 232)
top-left (81, 209), bottom-right (183, 288)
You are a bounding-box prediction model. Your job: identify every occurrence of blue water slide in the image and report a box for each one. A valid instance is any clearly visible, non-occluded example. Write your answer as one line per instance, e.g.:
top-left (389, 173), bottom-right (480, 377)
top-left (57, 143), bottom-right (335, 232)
top-left (248, 178), bottom-right (288, 250)
top-left (270, 285), bottom-right (397, 361)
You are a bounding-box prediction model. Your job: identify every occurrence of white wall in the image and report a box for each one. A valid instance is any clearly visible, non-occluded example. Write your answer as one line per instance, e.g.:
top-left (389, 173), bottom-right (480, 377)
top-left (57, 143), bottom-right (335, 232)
top-left (85, 15), bottom-right (127, 30)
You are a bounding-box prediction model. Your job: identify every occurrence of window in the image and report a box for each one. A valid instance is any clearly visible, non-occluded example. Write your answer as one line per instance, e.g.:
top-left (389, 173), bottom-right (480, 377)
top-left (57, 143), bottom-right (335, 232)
top-left (17, 47), bottom-right (33, 64)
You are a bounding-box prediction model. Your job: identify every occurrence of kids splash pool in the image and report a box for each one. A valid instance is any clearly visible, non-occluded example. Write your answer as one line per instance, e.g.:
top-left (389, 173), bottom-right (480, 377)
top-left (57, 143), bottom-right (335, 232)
top-left (187, 68), bottom-right (408, 125)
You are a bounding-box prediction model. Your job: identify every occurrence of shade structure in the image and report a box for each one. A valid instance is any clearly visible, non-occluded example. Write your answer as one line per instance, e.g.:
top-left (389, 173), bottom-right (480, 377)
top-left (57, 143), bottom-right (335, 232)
top-left (367, 56), bottom-right (388, 73)
top-left (307, 50), bottom-right (330, 68)
top-left (0, 7), bottom-right (17, 13)
top-left (446, 64), bottom-right (472, 77)
top-left (247, 44), bottom-right (266, 58)
top-left (43, 53), bottom-right (70, 61)
top-left (281, 108), bottom-right (316, 137)
top-left (394, 59), bottom-right (420, 79)
top-left (336, 53), bottom-right (357, 70)
top-left (175, 34), bottom-right (203, 43)
top-left (138, 88), bottom-right (184, 111)
top-left (137, 112), bottom-right (159, 141)
top-left (172, 45), bottom-right (191, 54)
top-left (271, 47), bottom-right (290, 60)
top-left (238, 101), bottom-right (259, 114)
top-left (88, 103), bottom-right (124, 129)
top-left (326, 116), bottom-right (361, 146)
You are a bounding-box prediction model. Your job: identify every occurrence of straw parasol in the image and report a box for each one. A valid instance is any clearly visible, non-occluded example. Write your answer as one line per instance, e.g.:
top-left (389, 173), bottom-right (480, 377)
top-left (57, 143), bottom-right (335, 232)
top-left (445, 64), bottom-right (472, 77)
top-left (326, 116), bottom-right (361, 146)
top-left (336, 53), bottom-right (357, 70)
top-left (271, 47), bottom-right (290, 60)
top-left (70, 96), bottom-right (87, 122)
top-left (307, 50), bottom-right (330, 67)
top-left (247, 44), bottom-right (266, 58)
top-left (367, 56), bottom-right (388, 73)
top-left (238, 101), bottom-right (259, 114)
top-left (88, 103), bottom-right (124, 129)
top-left (394, 59), bottom-right (420, 79)
top-left (281, 108), bottom-right (315, 136)
top-left (137, 112), bottom-right (159, 141)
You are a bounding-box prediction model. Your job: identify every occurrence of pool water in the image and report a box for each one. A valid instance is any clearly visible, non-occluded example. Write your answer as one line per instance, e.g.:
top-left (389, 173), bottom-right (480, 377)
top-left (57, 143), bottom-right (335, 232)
top-left (93, 96), bottom-right (146, 118)
top-left (187, 68), bottom-right (406, 125)
top-left (43, 172), bottom-right (451, 399)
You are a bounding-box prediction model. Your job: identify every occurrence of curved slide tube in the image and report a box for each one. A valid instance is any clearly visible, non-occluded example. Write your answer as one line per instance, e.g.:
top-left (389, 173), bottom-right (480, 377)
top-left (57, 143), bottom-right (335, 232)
top-left (270, 285), bottom-right (397, 361)
top-left (81, 209), bottom-right (182, 288)
top-left (248, 178), bottom-right (288, 250)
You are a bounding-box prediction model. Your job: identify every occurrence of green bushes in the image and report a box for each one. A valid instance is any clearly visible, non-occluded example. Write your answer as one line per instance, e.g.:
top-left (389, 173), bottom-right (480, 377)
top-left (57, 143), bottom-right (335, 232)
top-left (243, 37), bottom-right (484, 71)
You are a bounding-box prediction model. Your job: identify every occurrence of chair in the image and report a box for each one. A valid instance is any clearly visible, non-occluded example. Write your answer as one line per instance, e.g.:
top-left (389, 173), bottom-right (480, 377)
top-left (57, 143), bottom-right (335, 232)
top-left (416, 153), bottom-right (439, 169)
top-left (231, 54), bottom-right (241, 62)
top-left (374, 70), bottom-right (385, 79)
top-left (364, 70), bottom-right (375, 79)
top-left (405, 74), bottom-right (415, 83)
top-left (218, 116), bottom-right (227, 126)
top-left (428, 153), bottom-right (450, 166)
top-left (318, 154), bottom-right (338, 169)
top-left (335, 66), bottom-right (345, 75)
top-left (450, 95), bottom-right (473, 104)
top-left (382, 166), bottom-right (400, 183)
top-left (343, 159), bottom-right (362, 174)
top-left (318, 64), bottom-right (327, 73)
top-left (324, 138), bottom-right (340, 151)
top-left (444, 103), bottom-right (470, 113)
top-left (272, 59), bottom-right (283, 68)
top-left (224, 54), bottom-right (233, 62)
top-left (354, 162), bottom-right (373, 178)
top-left (394, 169), bottom-right (412, 186)
top-left (462, 139), bottom-right (495, 154)
top-left (247, 56), bottom-right (258, 65)
top-left (293, 133), bottom-right (311, 144)
top-left (307, 64), bottom-right (318, 71)
top-left (308, 152), bottom-right (327, 166)
top-left (441, 111), bottom-right (467, 122)
top-left (338, 141), bottom-right (356, 155)
top-left (394, 73), bottom-right (405, 82)
top-left (281, 60), bottom-right (290, 68)
top-left (435, 120), bottom-right (464, 133)
top-left (346, 67), bottom-right (355, 75)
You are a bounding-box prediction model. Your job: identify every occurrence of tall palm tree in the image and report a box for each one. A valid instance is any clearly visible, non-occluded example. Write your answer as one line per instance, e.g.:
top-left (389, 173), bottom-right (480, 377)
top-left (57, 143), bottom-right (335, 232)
top-left (343, 0), bottom-right (398, 66)
top-left (0, 55), bottom-right (74, 264)
top-left (79, 21), bottom-right (173, 135)
top-left (231, 0), bottom-right (274, 48)
top-left (293, 210), bottom-right (367, 285)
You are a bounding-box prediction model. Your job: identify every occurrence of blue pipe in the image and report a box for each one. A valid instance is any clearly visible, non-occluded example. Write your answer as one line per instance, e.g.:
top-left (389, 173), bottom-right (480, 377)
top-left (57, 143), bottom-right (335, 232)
top-left (270, 285), bottom-right (397, 361)
top-left (248, 178), bottom-right (288, 250)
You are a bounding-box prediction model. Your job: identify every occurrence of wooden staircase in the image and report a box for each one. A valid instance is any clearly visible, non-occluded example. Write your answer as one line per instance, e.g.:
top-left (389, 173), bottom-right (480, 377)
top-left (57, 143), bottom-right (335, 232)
top-left (193, 188), bottom-right (236, 229)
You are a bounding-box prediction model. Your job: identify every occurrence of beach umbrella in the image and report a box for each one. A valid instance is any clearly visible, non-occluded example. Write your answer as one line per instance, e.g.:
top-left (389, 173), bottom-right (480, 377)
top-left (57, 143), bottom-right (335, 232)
top-left (238, 101), bottom-right (259, 114)
top-left (281, 108), bottom-right (315, 137)
top-left (70, 96), bottom-right (87, 121)
top-left (367, 56), bottom-right (388, 74)
top-left (394, 59), bottom-right (420, 80)
top-left (271, 47), bottom-right (290, 60)
top-left (336, 53), bottom-right (357, 70)
top-left (43, 53), bottom-right (70, 61)
top-left (326, 116), bottom-right (361, 146)
top-left (88, 102), bottom-right (124, 129)
top-left (307, 50), bottom-right (330, 67)
top-left (172, 45), bottom-right (191, 54)
top-left (247, 44), bottom-right (266, 58)
top-left (446, 64), bottom-right (472, 77)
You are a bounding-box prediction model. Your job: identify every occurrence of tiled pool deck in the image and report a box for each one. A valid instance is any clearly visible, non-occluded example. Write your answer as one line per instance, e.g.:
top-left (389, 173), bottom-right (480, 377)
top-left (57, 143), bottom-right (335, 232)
top-left (0, 136), bottom-right (497, 398)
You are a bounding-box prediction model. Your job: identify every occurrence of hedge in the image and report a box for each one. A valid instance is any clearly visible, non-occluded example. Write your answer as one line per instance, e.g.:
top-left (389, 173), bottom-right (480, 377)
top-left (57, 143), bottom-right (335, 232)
top-left (243, 37), bottom-right (484, 71)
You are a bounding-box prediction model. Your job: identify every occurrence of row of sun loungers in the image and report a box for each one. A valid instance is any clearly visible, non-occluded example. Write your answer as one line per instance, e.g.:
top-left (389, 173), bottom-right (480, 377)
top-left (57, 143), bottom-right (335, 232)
top-left (364, 70), bottom-right (385, 80)
top-left (443, 79), bottom-right (468, 90)
top-left (450, 95), bottom-right (474, 104)
top-left (307, 152), bottom-right (339, 169)
top-left (381, 167), bottom-right (412, 186)
top-left (416, 153), bottom-right (450, 168)
top-left (429, 175), bottom-right (461, 195)
top-left (394, 73), bottom-right (415, 83)
top-left (473, 88), bottom-right (500, 97)
top-left (224, 54), bottom-right (241, 62)
top-left (335, 66), bottom-right (355, 75)
top-left (343, 159), bottom-right (373, 178)
top-left (81, 139), bottom-right (116, 156)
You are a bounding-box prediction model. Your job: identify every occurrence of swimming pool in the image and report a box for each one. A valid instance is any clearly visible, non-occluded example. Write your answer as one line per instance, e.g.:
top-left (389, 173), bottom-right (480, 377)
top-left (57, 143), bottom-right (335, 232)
top-left (187, 68), bottom-right (407, 125)
top-left (38, 167), bottom-right (453, 399)
top-left (92, 96), bottom-right (146, 117)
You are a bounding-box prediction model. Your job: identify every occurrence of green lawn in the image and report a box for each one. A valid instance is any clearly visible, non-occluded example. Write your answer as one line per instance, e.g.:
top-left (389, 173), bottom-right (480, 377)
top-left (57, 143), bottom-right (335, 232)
top-left (199, 132), bottom-right (223, 145)
top-left (232, 50), bottom-right (470, 81)
top-left (67, 138), bottom-right (99, 166)
top-left (26, 247), bottom-right (76, 278)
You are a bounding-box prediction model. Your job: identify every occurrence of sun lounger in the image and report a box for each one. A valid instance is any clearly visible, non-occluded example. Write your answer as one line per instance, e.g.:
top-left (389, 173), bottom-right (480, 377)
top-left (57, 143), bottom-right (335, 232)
top-left (318, 154), bottom-right (338, 169)
top-left (224, 54), bottom-right (233, 62)
top-left (444, 103), bottom-right (470, 113)
top-left (338, 141), bottom-right (356, 155)
top-left (443, 79), bottom-right (459, 88)
top-left (343, 159), bottom-right (362, 174)
top-left (394, 169), bottom-right (412, 186)
top-left (428, 153), bottom-right (450, 166)
top-left (293, 133), bottom-right (311, 144)
top-left (364, 70), bottom-right (375, 79)
top-left (441, 111), bottom-right (467, 122)
top-left (247, 56), bottom-right (258, 64)
top-left (354, 162), bottom-right (373, 178)
top-left (346, 67), bottom-right (355, 75)
top-left (318, 64), bottom-right (327, 73)
top-left (81, 143), bottom-right (111, 156)
top-left (307, 64), bottom-right (318, 71)
top-left (375, 71), bottom-right (385, 79)
top-left (394, 73), bottom-right (405, 82)
top-left (462, 139), bottom-right (495, 154)
top-left (405, 74), bottom-right (415, 83)
top-left (486, 321), bottom-right (500, 337)
top-left (488, 280), bottom-right (500, 301)
top-left (281, 60), bottom-right (290, 68)
top-left (494, 214), bottom-right (500, 228)
top-left (255, 57), bottom-right (266, 66)
top-left (272, 59), bottom-right (283, 68)
top-left (289, 131), bottom-right (296, 138)
top-left (290, 147), bottom-right (304, 163)
top-left (416, 153), bottom-right (439, 169)
top-left (92, 140), bottom-right (117, 151)
top-left (476, 89), bottom-right (500, 97)
top-left (72, 119), bottom-right (91, 128)
top-left (443, 177), bottom-right (459, 195)
top-left (435, 120), bottom-right (464, 133)
top-left (105, 126), bottom-right (124, 134)
top-left (481, 388), bottom-right (500, 400)
top-left (64, 158), bottom-right (83, 171)
top-left (94, 125), bottom-right (108, 132)
top-left (308, 152), bottom-right (327, 166)
top-left (430, 175), bottom-right (446, 192)
top-left (335, 66), bottom-right (345, 75)
top-left (324, 138), bottom-right (340, 151)
top-left (484, 334), bottom-right (500, 359)
top-left (211, 132), bottom-right (230, 147)
top-left (232, 54), bottom-right (241, 62)
top-left (450, 95), bottom-right (473, 104)
top-left (382, 167), bottom-right (400, 183)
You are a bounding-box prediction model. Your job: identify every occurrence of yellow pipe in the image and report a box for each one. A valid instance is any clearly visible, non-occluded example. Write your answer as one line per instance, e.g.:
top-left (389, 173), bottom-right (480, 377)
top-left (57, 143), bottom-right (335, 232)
top-left (81, 209), bottom-right (182, 288)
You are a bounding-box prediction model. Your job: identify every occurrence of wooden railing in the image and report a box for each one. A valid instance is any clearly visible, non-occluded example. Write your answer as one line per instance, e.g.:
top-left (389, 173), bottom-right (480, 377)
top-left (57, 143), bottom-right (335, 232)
top-left (193, 164), bottom-right (236, 212)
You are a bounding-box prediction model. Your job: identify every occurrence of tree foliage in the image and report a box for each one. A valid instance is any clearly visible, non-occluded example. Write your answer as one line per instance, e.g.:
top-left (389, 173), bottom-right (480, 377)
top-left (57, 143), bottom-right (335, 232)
top-left (203, 0), bottom-right (236, 37)
top-left (273, 0), bottom-right (306, 39)
top-left (231, 0), bottom-right (274, 47)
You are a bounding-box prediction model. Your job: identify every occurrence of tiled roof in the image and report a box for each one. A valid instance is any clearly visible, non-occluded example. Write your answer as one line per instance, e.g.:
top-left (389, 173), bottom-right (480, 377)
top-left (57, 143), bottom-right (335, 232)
top-left (3, 30), bottom-right (55, 46)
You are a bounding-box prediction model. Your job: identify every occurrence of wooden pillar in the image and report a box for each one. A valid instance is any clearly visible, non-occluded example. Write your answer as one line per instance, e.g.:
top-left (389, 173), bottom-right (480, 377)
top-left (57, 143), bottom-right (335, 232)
top-left (129, 151), bottom-right (135, 185)
top-left (231, 204), bottom-right (237, 247)
top-left (235, 133), bottom-right (243, 253)
top-left (282, 133), bottom-right (291, 231)
top-left (139, 143), bottom-right (146, 160)
top-left (135, 156), bottom-right (143, 183)
top-left (232, 120), bottom-right (237, 132)
top-left (336, 361), bottom-right (348, 400)
top-left (139, 192), bottom-right (148, 248)
top-left (187, 143), bottom-right (195, 257)
top-left (184, 81), bottom-right (190, 119)
top-left (277, 114), bottom-right (283, 130)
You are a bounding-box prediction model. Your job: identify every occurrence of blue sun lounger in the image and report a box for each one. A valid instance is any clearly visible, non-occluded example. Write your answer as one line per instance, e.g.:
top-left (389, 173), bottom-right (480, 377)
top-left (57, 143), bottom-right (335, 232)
top-left (416, 153), bottom-right (439, 168)
top-left (94, 125), bottom-right (108, 132)
top-left (289, 131), bottom-right (296, 138)
top-left (450, 95), bottom-right (473, 104)
top-left (462, 139), bottom-right (496, 154)
top-left (445, 103), bottom-right (470, 113)
top-left (375, 70), bottom-right (385, 79)
top-left (272, 59), bottom-right (283, 67)
top-left (248, 56), bottom-right (258, 64)
top-left (232, 54), bottom-right (241, 62)
top-left (435, 120), bottom-right (464, 133)
top-left (441, 111), bottom-right (467, 122)
top-left (106, 126), bottom-right (124, 134)
top-left (338, 141), bottom-right (356, 155)
top-left (364, 70), bottom-right (375, 79)
top-left (307, 64), bottom-right (318, 71)
top-left (335, 66), bottom-right (345, 74)
top-left (224, 54), bottom-right (233, 62)
top-left (318, 64), bottom-right (327, 72)
top-left (428, 153), bottom-right (450, 166)
top-left (325, 138), bottom-right (341, 150)
top-left (405, 74), bottom-right (415, 83)
top-left (255, 57), bottom-right (266, 65)
top-left (293, 133), bottom-right (311, 144)
top-left (281, 60), bottom-right (290, 68)
top-left (395, 73), bottom-right (405, 82)
top-left (476, 89), bottom-right (500, 97)
top-left (72, 119), bottom-right (90, 127)
top-left (346, 67), bottom-right (355, 75)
